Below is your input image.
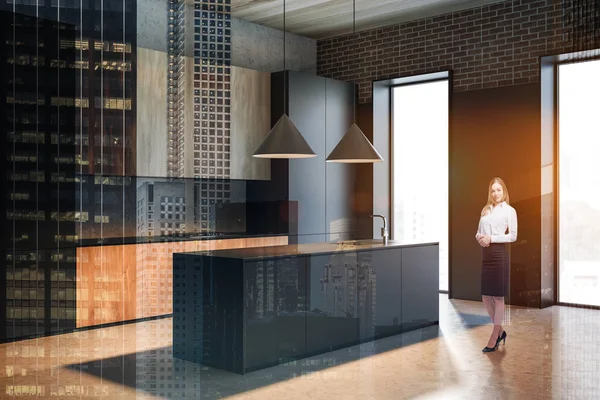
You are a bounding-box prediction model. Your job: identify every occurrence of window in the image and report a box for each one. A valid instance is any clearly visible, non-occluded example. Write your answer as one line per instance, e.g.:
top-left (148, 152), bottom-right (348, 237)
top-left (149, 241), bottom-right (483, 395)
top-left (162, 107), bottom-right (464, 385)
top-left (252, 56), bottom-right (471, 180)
top-left (392, 77), bottom-right (449, 291)
top-left (558, 59), bottom-right (600, 307)
top-left (94, 215), bottom-right (110, 224)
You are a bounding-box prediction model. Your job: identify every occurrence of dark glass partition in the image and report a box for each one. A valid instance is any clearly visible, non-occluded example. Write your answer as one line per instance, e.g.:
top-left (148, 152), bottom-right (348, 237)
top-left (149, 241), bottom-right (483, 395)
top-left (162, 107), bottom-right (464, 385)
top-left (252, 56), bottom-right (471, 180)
top-left (2, 172), bottom-right (298, 341)
top-left (1, 1), bottom-right (362, 343)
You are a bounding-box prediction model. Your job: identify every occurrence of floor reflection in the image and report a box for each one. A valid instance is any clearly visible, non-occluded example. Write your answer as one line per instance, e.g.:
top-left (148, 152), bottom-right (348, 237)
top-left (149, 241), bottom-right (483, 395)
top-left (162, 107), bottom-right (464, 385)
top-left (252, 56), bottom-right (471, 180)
top-left (1, 295), bottom-right (599, 399)
top-left (64, 325), bottom-right (444, 399)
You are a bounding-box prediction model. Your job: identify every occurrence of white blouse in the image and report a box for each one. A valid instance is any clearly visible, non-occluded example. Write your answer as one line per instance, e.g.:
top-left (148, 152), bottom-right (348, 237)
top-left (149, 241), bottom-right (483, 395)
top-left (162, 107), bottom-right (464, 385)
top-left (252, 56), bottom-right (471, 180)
top-left (475, 201), bottom-right (518, 243)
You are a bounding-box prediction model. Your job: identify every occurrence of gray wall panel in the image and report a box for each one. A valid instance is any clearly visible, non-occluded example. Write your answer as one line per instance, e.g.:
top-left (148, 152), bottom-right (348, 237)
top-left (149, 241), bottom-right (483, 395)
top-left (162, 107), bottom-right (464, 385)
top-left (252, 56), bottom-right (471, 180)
top-left (325, 79), bottom-right (355, 241)
top-left (288, 72), bottom-right (326, 243)
top-left (372, 82), bottom-right (391, 240)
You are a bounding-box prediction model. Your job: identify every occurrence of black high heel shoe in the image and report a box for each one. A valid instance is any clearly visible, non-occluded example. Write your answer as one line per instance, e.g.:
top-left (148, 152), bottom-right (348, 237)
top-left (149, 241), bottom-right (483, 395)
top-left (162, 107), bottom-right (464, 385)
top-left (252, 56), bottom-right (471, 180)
top-left (483, 331), bottom-right (507, 353)
top-left (495, 331), bottom-right (507, 347)
top-left (482, 344), bottom-right (498, 353)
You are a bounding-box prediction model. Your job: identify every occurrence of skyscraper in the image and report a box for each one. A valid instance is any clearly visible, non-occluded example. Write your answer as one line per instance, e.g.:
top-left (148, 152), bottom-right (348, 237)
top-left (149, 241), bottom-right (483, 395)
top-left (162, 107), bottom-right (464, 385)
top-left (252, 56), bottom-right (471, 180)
top-left (2, 8), bottom-right (78, 340)
top-left (1, 0), bottom-right (137, 341)
top-left (167, 0), bottom-right (232, 233)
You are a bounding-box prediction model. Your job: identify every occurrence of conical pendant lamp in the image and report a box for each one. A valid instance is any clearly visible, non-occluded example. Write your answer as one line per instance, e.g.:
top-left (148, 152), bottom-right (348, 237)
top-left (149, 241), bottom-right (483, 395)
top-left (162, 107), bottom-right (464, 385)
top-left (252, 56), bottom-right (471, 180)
top-left (326, 122), bottom-right (383, 162)
top-left (326, 0), bottom-right (383, 163)
top-left (252, 0), bottom-right (316, 159)
top-left (253, 113), bottom-right (316, 158)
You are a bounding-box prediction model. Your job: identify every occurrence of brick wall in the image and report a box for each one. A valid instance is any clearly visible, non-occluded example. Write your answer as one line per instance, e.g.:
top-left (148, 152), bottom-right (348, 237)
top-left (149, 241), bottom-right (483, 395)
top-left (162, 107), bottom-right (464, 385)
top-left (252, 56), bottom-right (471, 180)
top-left (317, 0), bottom-right (585, 103)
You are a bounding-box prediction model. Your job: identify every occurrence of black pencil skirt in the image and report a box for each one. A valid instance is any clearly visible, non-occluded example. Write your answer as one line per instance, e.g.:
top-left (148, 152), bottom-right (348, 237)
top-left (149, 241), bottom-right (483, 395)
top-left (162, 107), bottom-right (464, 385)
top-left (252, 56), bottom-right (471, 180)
top-left (481, 243), bottom-right (509, 297)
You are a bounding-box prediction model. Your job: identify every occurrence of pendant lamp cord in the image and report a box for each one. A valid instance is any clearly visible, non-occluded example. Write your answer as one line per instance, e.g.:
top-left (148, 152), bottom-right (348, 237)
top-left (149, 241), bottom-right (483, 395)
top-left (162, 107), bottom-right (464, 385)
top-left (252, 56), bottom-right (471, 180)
top-left (283, 0), bottom-right (286, 115)
top-left (353, 0), bottom-right (356, 123)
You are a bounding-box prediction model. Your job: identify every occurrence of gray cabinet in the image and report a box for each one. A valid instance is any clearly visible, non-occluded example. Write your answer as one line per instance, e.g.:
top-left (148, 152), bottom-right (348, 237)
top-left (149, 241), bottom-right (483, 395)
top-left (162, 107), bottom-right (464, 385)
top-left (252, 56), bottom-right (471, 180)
top-left (306, 253), bottom-right (360, 354)
top-left (173, 242), bottom-right (439, 374)
top-left (244, 256), bottom-right (307, 372)
top-left (357, 249), bottom-right (402, 341)
top-left (401, 245), bottom-right (439, 330)
top-left (271, 71), bottom-right (355, 244)
top-left (288, 73), bottom-right (327, 244)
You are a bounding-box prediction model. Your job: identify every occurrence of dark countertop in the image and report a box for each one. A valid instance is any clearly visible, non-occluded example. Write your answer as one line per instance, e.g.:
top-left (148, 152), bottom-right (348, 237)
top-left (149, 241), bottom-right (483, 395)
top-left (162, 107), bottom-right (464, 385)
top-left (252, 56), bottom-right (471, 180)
top-left (177, 239), bottom-right (439, 260)
top-left (36, 232), bottom-right (289, 250)
top-left (77, 232), bottom-right (287, 247)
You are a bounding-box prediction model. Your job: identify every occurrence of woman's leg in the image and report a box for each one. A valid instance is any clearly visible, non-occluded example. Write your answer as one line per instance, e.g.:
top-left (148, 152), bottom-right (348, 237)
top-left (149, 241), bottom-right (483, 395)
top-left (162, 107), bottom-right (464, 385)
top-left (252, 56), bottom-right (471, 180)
top-left (483, 295), bottom-right (497, 347)
top-left (482, 296), bottom-right (504, 347)
top-left (482, 295), bottom-right (495, 321)
top-left (492, 296), bottom-right (505, 337)
top-left (484, 296), bottom-right (505, 348)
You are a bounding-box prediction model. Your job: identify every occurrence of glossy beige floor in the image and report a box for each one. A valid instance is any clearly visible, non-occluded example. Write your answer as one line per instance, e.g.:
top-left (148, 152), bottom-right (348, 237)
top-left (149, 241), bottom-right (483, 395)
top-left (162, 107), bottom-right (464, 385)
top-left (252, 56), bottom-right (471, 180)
top-left (1, 295), bottom-right (599, 399)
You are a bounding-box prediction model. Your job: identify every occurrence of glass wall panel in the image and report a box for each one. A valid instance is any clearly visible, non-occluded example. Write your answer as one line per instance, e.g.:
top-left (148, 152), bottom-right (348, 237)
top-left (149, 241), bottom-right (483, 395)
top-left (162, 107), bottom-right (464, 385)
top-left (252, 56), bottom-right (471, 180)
top-left (2, 0), bottom-right (344, 348)
top-left (1, 0), bottom-right (285, 342)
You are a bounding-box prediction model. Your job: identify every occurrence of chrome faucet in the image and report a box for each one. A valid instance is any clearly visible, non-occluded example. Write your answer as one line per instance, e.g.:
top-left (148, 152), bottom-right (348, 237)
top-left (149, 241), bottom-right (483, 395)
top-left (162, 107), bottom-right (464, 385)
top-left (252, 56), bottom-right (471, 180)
top-left (370, 214), bottom-right (388, 245)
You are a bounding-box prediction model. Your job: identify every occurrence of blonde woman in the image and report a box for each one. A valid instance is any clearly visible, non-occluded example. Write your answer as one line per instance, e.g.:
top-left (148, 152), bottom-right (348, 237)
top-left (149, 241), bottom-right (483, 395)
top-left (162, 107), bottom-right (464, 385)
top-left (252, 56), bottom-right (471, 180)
top-left (475, 177), bottom-right (518, 353)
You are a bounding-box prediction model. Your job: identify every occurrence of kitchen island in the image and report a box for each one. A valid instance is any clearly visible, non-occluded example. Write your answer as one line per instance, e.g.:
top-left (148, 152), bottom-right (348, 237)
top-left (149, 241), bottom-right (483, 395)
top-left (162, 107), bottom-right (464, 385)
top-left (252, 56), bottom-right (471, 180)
top-left (172, 240), bottom-right (439, 374)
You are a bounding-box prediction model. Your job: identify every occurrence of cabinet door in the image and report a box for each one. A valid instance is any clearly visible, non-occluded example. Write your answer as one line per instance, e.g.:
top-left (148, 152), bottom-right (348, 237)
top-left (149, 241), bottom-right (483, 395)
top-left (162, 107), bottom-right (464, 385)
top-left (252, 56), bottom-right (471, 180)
top-left (357, 248), bottom-right (402, 342)
top-left (306, 253), bottom-right (360, 354)
top-left (288, 72), bottom-right (326, 244)
top-left (173, 255), bottom-right (244, 374)
top-left (243, 256), bottom-right (307, 372)
top-left (401, 245), bottom-right (439, 330)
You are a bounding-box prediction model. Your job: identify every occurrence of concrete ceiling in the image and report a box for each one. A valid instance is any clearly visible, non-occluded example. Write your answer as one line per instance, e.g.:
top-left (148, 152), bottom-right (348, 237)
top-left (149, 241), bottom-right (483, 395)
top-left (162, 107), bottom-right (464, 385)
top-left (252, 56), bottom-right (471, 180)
top-left (231, 0), bottom-right (505, 39)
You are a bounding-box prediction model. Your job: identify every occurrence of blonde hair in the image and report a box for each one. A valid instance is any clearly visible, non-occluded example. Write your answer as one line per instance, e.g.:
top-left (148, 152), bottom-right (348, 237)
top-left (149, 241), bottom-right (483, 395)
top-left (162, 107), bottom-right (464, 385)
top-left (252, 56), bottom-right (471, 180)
top-left (481, 177), bottom-right (510, 216)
